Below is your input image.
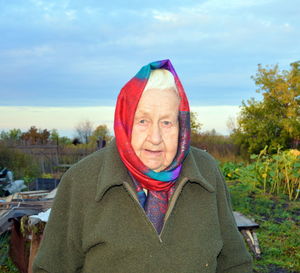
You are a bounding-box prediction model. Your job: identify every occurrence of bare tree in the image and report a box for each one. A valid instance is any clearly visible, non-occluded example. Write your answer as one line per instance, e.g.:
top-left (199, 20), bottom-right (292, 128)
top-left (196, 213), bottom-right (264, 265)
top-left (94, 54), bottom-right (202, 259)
top-left (75, 120), bottom-right (94, 144)
top-left (226, 116), bottom-right (237, 134)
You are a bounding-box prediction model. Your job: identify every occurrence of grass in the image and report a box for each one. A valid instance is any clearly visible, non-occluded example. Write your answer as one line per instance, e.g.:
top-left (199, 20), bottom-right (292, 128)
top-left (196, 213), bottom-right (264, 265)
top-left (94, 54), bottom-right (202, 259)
top-left (228, 181), bottom-right (300, 272)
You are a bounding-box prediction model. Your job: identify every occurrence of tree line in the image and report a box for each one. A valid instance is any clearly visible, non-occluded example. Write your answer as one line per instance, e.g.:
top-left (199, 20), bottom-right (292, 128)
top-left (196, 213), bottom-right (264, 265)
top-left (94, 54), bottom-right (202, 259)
top-left (0, 123), bottom-right (112, 146)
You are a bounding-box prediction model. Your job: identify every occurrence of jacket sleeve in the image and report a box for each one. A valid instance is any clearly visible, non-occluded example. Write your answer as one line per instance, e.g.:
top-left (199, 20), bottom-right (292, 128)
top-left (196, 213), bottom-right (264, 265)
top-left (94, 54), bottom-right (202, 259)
top-left (215, 167), bottom-right (253, 273)
top-left (32, 171), bottom-right (84, 273)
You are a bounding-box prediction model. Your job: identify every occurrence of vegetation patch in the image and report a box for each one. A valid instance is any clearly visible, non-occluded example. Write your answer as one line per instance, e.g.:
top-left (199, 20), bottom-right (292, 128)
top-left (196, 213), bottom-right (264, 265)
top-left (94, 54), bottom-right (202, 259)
top-left (227, 181), bottom-right (300, 272)
top-left (0, 232), bottom-right (19, 273)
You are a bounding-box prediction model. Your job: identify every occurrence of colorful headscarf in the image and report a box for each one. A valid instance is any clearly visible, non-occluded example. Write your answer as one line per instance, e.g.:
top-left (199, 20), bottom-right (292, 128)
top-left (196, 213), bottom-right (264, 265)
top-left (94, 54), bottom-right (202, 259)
top-left (114, 59), bottom-right (190, 191)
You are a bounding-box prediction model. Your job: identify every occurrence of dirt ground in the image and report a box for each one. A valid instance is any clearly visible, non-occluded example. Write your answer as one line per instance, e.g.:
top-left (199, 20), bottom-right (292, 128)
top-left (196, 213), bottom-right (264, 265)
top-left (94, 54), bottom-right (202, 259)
top-left (254, 265), bottom-right (300, 273)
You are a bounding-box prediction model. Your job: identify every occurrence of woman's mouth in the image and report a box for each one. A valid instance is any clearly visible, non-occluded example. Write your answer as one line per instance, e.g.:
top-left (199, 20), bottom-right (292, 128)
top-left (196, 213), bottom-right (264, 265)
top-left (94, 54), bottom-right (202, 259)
top-left (144, 149), bottom-right (163, 156)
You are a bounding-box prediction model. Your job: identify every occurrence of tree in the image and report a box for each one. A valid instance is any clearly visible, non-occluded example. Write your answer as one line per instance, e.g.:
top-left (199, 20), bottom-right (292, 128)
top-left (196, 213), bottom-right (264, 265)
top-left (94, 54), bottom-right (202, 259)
top-left (231, 61), bottom-right (300, 154)
top-left (190, 111), bottom-right (202, 134)
top-left (59, 136), bottom-right (72, 145)
top-left (21, 126), bottom-right (51, 144)
top-left (190, 111), bottom-right (203, 146)
top-left (50, 129), bottom-right (72, 145)
top-left (0, 128), bottom-right (22, 142)
top-left (75, 120), bottom-right (94, 144)
top-left (50, 129), bottom-right (60, 143)
top-left (89, 124), bottom-right (112, 145)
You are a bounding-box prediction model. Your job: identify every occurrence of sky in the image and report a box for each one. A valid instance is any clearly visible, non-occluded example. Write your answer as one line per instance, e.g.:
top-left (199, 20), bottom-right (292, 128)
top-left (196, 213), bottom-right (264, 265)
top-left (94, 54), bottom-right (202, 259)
top-left (0, 0), bottom-right (299, 137)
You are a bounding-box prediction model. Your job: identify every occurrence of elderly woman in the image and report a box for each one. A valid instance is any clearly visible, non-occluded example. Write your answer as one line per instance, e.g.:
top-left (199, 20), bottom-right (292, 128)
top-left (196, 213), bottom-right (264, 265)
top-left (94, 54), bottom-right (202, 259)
top-left (33, 60), bottom-right (252, 273)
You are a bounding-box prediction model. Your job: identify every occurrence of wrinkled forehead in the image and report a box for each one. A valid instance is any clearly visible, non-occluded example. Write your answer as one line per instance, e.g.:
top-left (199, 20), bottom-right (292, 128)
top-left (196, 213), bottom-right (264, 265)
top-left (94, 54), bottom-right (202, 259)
top-left (136, 88), bottom-right (180, 118)
top-left (141, 87), bottom-right (180, 104)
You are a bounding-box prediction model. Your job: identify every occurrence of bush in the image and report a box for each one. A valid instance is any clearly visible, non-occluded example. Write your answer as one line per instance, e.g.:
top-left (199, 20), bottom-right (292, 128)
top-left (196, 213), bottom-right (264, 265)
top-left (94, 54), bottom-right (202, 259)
top-left (219, 161), bottom-right (245, 180)
top-left (0, 143), bottom-right (41, 182)
top-left (192, 131), bottom-right (245, 162)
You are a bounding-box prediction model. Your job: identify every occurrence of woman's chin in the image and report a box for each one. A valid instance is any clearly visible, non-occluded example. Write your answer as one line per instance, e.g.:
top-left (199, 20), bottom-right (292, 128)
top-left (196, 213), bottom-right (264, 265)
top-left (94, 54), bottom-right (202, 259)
top-left (143, 161), bottom-right (164, 172)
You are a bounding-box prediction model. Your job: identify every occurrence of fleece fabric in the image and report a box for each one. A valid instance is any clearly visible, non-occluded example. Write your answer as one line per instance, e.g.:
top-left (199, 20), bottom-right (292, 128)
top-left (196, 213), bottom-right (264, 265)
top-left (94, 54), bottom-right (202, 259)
top-left (32, 140), bottom-right (253, 273)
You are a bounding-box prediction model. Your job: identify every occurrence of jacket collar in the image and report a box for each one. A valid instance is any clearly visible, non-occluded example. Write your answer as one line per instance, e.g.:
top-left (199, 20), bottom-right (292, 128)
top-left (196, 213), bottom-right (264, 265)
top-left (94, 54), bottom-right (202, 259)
top-left (95, 139), bottom-right (131, 202)
top-left (179, 147), bottom-right (215, 193)
top-left (95, 141), bottom-right (215, 202)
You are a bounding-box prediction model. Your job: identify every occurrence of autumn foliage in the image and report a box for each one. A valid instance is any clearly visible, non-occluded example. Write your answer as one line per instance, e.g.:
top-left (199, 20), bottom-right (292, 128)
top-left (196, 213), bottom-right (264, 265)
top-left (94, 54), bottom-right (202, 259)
top-left (231, 61), bottom-right (300, 155)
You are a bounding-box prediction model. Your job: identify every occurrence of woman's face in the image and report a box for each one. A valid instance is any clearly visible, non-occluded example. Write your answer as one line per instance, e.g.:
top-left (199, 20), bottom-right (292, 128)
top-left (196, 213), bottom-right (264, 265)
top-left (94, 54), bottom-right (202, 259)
top-left (131, 88), bottom-right (180, 172)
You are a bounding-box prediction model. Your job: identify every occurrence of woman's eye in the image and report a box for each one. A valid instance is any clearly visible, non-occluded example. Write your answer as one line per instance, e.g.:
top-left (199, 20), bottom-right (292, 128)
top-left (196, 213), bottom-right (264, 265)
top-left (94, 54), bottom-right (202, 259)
top-left (138, 119), bottom-right (147, 125)
top-left (161, 121), bottom-right (172, 127)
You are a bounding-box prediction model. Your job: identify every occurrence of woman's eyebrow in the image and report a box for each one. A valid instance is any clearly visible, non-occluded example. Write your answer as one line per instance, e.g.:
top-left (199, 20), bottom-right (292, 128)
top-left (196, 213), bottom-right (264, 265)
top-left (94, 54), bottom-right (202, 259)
top-left (134, 110), bottom-right (150, 118)
top-left (135, 108), bottom-right (152, 115)
top-left (160, 112), bottom-right (179, 119)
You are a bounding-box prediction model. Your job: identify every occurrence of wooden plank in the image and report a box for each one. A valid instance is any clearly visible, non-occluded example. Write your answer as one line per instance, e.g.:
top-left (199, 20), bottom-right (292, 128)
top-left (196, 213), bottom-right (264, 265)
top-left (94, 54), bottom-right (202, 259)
top-left (241, 229), bottom-right (261, 259)
top-left (0, 200), bottom-right (53, 210)
top-left (28, 232), bottom-right (43, 273)
top-left (18, 190), bottom-right (50, 195)
top-left (233, 211), bottom-right (259, 229)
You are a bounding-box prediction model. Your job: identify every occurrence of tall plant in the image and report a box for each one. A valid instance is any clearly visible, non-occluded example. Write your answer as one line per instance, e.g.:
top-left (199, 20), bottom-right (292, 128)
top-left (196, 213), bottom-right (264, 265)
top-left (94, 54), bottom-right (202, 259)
top-left (235, 147), bottom-right (300, 200)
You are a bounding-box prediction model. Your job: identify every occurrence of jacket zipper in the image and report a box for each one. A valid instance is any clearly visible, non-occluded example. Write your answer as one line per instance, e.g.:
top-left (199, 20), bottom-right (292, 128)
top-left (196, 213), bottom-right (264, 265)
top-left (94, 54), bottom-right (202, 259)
top-left (123, 177), bottom-right (189, 244)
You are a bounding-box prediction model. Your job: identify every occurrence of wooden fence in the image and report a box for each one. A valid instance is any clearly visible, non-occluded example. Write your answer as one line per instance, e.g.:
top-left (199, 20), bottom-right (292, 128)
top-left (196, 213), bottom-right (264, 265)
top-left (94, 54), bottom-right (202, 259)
top-left (14, 144), bottom-right (98, 174)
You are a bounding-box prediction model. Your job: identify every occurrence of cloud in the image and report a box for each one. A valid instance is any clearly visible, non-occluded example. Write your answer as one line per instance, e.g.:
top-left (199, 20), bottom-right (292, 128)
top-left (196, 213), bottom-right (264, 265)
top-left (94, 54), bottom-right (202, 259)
top-left (198, 0), bottom-right (273, 10)
top-left (3, 45), bottom-right (54, 58)
top-left (65, 9), bottom-right (77, 21)
top-left (152, 11), bottom-right (179, 23)
top-left (147, 0), bottom-right (299, 49)
top-left (191, 105), bottom-right (240, 134)
top-left (0, 0), bottom-right (299, 108)
top-left (30, 0), bottom-right (56, 10)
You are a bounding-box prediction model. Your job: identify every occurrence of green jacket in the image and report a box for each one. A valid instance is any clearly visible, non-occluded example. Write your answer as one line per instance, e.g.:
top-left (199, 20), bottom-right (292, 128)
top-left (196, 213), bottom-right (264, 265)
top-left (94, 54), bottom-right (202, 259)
top-left (33, 141), bottom-right (252, 273)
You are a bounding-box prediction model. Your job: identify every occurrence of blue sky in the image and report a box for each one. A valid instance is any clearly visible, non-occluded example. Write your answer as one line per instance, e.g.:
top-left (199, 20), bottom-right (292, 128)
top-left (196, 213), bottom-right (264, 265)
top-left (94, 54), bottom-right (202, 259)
top-left (0, 0), bottom-right (299, 135)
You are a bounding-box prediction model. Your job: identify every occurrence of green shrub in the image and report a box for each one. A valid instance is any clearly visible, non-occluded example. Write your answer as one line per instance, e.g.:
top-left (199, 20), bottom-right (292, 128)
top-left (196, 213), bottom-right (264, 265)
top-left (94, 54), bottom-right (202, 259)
top-left (219, 161), bottom-right (245, 180)
top-left (0, 143), bottom-right (41, 183)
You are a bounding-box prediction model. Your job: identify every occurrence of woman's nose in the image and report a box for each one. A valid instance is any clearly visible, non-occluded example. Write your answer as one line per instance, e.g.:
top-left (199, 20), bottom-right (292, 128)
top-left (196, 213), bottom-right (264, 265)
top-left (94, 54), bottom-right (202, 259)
top-left (148, 123), bottom-right (162, 144)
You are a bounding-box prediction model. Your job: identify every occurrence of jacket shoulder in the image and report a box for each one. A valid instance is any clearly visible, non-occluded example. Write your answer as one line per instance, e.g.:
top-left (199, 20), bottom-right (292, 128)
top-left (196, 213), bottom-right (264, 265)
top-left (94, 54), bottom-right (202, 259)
top-left (66, 147), bottom-right (107, 176)
top-left (59, 146), bottom-right (109, 192)
top-left (190, 145), bottom-right (219, 169)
